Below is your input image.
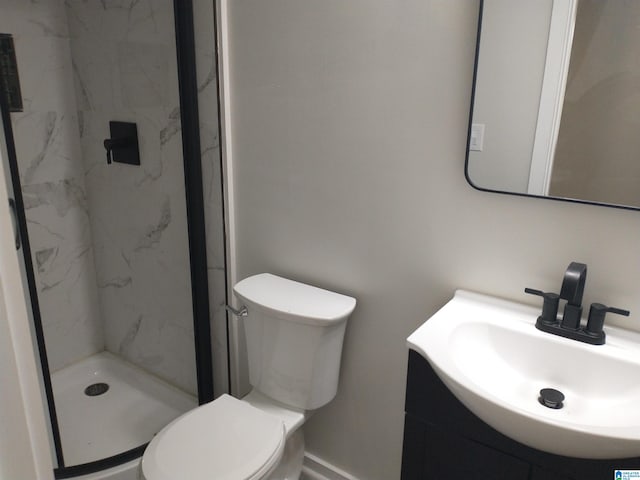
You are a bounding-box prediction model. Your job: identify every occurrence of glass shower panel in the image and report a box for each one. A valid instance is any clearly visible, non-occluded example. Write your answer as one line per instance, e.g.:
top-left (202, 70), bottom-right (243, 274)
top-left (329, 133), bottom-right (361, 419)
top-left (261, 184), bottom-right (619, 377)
top-left (0, 0), bottom-right (206, 473)
top-left (67, 0), bottom-right (198, 397)
top-left (0, 72), bottom-right (61, 469)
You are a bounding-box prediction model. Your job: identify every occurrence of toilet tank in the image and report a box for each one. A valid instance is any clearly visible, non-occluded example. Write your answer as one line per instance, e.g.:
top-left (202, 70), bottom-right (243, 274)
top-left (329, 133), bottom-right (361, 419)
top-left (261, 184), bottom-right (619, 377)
top-left (234, 274), bottom-right (356, 410)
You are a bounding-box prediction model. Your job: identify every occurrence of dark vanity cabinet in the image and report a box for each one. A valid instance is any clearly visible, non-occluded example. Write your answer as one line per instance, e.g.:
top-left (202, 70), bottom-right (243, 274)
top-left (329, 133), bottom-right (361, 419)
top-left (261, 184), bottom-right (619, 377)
top-left (401, 350), bottom-right (640, 480)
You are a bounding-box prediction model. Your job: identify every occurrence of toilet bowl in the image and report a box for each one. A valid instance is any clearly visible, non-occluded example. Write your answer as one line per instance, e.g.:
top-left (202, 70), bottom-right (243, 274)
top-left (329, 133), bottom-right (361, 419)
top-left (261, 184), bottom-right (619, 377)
top-left (141, 274), bottom-right (356, 480)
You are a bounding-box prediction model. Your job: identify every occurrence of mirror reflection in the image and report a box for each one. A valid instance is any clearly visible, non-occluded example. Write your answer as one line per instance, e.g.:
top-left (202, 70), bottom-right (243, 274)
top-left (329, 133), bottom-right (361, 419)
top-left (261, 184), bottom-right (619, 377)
top-left (467, 0), bottom-right (640, 209)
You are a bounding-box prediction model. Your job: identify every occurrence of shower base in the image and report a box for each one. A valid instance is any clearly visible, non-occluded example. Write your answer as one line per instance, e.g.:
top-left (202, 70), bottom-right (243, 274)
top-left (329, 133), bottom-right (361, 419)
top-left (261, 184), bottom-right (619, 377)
top-left (51, 351), bottom-right (197, 474)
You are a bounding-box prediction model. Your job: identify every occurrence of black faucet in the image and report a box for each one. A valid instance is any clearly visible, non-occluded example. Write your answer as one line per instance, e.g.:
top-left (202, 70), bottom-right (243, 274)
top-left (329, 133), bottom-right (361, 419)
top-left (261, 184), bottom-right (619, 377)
top-left (525, 262), bottom-right (629, 345)
top-left (558, 262), bottom-right (587, 330)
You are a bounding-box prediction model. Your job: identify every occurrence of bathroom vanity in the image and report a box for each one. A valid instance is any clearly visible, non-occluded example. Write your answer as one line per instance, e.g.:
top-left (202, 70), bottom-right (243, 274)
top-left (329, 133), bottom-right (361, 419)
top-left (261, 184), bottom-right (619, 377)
top-left (402, 349), bottom-right (640, 479)
top-left (401, 287), bottom-right (640, 480)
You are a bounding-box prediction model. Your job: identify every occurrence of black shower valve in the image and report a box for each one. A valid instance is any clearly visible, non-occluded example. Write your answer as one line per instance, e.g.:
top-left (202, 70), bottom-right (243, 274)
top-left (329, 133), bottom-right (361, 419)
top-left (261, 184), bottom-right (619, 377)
top-left (103, 121), bottom-right (140, 166)
top-left (103, 137), bottom-right (131, 164)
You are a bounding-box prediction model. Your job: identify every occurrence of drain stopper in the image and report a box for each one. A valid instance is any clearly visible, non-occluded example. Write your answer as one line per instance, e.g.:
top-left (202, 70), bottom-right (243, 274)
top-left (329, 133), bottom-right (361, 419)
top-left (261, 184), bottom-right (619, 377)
top-left (539, 388), bottom-right (564, 409)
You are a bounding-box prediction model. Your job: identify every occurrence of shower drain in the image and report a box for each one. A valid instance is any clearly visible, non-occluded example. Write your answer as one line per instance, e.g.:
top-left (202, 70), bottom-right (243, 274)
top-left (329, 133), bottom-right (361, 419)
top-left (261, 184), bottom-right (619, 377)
top-left (84, 382), bottom-right (109, 397)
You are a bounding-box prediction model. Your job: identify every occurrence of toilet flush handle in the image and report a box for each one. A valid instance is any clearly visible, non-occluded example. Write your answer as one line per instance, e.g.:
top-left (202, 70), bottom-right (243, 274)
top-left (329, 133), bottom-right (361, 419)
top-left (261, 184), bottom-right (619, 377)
top-left (225, 304), bottom-right (248, 317)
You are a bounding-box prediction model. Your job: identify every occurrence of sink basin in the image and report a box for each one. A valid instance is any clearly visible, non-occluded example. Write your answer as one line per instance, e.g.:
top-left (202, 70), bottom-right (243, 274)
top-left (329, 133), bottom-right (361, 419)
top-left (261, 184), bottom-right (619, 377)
top-left (407, 290), bottom-right (640, 459)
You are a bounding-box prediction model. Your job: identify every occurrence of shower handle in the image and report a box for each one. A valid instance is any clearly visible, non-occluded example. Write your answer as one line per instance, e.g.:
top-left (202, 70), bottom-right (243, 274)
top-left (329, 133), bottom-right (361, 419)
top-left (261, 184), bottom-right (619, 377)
top-left (103, 137), bottom-right (131, 165)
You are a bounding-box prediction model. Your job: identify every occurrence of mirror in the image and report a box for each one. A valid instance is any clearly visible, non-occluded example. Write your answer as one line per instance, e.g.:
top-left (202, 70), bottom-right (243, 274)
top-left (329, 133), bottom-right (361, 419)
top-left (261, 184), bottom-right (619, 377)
top-left (466, 0), bottom-right (640, 210)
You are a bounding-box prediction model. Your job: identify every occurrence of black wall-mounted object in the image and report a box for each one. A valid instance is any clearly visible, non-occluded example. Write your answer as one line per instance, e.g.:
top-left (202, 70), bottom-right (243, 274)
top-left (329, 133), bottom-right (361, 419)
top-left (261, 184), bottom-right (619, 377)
top-left (0, 34), bottom-right (23, 112)
top-left (103, 121), bottom-right (140, 165)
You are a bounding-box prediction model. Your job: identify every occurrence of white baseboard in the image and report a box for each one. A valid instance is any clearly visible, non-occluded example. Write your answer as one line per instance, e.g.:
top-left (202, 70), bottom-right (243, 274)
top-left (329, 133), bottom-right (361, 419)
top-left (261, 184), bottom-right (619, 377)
top-left (301, 452), bottom-right (360, 480)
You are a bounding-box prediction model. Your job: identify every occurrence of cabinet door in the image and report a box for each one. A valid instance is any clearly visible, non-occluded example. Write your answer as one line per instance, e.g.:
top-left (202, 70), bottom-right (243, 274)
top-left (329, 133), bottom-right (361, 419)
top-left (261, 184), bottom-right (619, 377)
top-left (401, 421), bottom-right (529, 480)
top-left (401, 415), bottom-right (427, 480)
top-left (423, 426), bottom-right (530, 480)
top-left (405, 351), bottom-right (640, 479)
top-left (531, 466), bottom-right (574, 480)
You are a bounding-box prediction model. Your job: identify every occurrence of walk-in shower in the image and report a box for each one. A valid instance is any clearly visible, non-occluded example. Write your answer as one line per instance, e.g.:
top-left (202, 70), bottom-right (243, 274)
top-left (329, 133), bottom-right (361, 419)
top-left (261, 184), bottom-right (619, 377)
top-left (0, 1), bottom-right (226, 478)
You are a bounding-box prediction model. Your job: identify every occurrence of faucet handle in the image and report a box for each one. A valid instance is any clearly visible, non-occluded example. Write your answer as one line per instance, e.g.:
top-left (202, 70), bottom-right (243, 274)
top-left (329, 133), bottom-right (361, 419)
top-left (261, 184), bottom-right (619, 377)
top-left (525, 288), bottom-right (560, 325)
top-left (586, 303), bottom-right (630, 339)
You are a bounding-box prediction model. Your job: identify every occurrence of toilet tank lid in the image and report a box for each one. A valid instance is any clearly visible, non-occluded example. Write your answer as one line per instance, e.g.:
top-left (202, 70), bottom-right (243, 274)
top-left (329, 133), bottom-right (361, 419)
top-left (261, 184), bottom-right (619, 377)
top-left (234, 273), bottom-right (356, 326)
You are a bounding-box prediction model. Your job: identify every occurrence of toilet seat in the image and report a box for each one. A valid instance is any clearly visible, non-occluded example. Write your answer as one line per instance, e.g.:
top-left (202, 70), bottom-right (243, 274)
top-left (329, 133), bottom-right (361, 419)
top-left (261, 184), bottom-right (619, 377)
top-left (142, 394), bottom-right (285, 480)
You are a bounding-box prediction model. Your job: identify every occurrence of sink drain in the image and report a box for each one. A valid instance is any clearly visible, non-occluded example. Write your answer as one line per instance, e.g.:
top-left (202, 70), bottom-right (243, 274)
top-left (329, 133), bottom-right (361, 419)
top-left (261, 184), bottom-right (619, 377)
top-left (84, 382), bottom-right (109, 397)
top-left (539, 388), bottom-right (564, 409)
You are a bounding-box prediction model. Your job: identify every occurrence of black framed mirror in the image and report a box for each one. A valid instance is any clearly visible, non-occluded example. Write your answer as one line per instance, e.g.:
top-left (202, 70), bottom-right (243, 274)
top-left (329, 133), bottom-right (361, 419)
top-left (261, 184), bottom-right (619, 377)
top-left (466, 0), bottom-right (640, 211)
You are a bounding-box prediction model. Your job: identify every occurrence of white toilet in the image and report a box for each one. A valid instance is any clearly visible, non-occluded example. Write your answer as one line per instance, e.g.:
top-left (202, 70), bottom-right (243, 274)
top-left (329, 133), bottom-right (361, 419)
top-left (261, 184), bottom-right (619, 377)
top-left (141, 273), bottom-right (356, 480)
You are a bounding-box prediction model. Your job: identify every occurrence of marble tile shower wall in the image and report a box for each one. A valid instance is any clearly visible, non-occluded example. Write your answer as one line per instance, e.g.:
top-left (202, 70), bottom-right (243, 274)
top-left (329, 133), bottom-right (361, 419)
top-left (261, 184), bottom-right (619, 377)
top-left (65, 1), bottom-right (197, 394)
top-left (2, 0), bottom-right (226, 395)
top-left (0, 0), bottom-right (104, 371)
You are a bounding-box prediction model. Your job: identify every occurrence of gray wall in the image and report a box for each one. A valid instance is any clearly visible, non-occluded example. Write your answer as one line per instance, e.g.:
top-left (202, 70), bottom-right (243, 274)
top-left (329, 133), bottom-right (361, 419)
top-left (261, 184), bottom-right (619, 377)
top-left (227, 1), bottom-right (640, 478)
